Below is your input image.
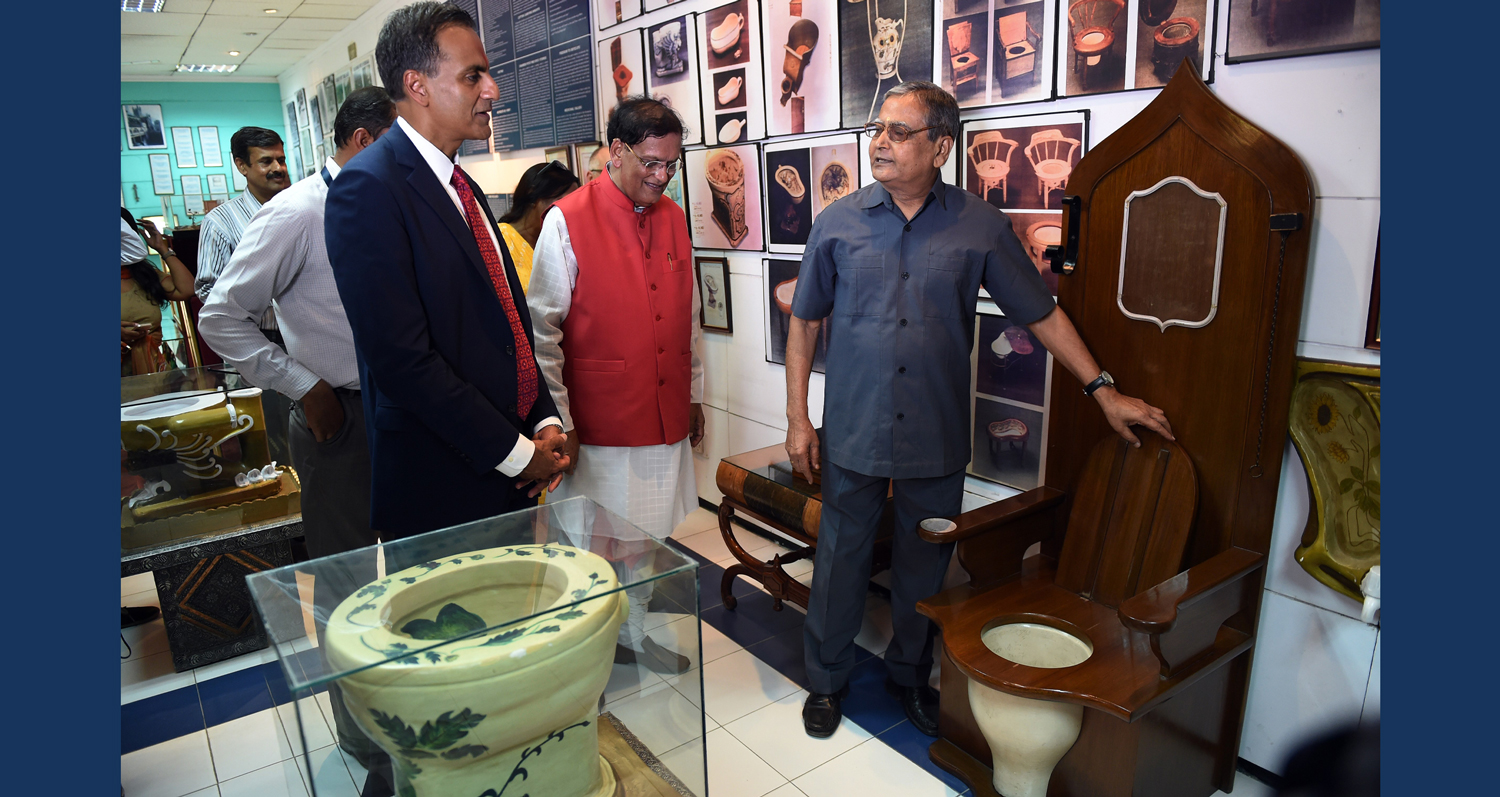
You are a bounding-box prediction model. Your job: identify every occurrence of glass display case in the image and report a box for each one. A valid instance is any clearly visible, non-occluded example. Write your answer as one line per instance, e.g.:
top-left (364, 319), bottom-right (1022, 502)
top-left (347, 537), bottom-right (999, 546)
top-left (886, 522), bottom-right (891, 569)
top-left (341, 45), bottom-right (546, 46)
top-left (247, 497), bottom-right (707, 797)
top-left (121, 365), bottom-right (303, 671)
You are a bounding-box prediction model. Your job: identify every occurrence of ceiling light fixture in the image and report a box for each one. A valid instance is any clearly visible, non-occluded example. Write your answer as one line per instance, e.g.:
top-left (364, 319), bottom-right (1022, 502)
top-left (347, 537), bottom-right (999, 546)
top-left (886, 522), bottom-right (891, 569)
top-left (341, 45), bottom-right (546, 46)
top-left (121, 0), bottom-right (166, 11)
top-left (176, 64), bottom-right (240, 73)
top-left (264, 8), bottom-right (278, 13)
top-left (228, 51), bottom-right (241, 56)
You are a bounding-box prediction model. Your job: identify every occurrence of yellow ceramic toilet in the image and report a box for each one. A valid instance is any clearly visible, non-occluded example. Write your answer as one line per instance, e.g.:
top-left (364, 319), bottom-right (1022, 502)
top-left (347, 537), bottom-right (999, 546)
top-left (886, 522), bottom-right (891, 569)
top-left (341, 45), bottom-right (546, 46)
top-left (324, 545), bottom-right (627, 797)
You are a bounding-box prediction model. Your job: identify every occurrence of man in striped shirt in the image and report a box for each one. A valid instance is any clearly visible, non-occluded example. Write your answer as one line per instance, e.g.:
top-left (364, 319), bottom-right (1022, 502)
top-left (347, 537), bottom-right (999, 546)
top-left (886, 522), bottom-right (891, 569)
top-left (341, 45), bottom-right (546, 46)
top-left (194, 126), bottom-right (290, 340)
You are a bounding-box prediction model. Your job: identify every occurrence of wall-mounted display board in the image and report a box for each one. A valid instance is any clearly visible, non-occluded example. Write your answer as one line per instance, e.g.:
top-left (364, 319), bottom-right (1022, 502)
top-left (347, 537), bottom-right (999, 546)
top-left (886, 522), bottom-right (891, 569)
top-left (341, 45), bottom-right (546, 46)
top-left (148, 153), bottom-right (174, 195)
top-left (1056, 0), bottom-right (1216, 97)
top-left (485, 0), bottom-right (598, 151)
top-left (171, 127), bottom-right (197, 168)
top-left (967, 300), bottom-right (1051, 490)
top-left (335, 69), bottom-right (352, 109)
top-left (697, 255), bottom-right (733, 333)
top-left (959, 109), bottom-right (1088, 296)
top-left (764, 257), bottom-right (828, 372)
top-left (296, 88), bottom-right (310, 128)
top-left (1225, 0), bottom-right (1377, 63)
top-left (762, 0), bottom-right (841, 136)
top-left (319, 76), bottom-right (338, 136)
top-left (596, 28), bottom-right (646, 140)
top-left (124, 104), bottom-right (167, 150)
top-left (597, 0), bottom-right (643, 29)
top-left (937, 0), bottom-right (1054, 108)
top-left (698, 1), bottom-right (765, 145)
top-left (762, 133), bottom-right (860, 255)
top-left (686, 144), bottom-right (763, 251)
top-left (841, 0), bottom-right (935, 128)
top-left (199, 126), bottom-right (224, 167)
top-left (352, 55), bottom-right (378, 89)
top-left (644, 14), bottom-right (706, 145)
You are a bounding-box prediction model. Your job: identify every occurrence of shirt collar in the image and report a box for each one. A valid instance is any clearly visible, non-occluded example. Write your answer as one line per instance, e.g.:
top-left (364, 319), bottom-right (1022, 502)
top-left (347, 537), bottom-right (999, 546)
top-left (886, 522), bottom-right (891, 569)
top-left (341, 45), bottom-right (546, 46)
top-left (397, 116), bottom-right (456, 187)
top-left (859, 172), bottom-right (950, 213)
top-left (324, 157), bottom-right (341, 180)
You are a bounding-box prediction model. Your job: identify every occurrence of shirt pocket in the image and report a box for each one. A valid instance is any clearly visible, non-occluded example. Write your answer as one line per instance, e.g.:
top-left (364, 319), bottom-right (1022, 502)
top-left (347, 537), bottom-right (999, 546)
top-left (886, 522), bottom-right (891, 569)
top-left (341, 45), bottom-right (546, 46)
top-left (923, 256), bottom-right (970, 318)
top-left (835, 255), bottom-right (884, 317)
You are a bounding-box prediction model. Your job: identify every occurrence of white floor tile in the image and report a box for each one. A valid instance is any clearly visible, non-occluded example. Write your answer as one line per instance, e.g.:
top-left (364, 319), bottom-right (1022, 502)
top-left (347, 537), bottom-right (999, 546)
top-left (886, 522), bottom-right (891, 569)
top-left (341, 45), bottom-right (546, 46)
top-left (657, 736), bottom-right (707, 796)
top-left (725, 691), bottom-right (873, 780)
top-left (217, 758), bottom-right (309, 797)
top-left (676, 525), bottom-right (735, 564)
top-left (207, 708), bottom-right (296, 781)
top-left (120, 731), bottom-right (218, 797)
top-left (122, 618), bottom-right (172, 662)
top-left (608, 678), bottom-right (711, 758)
top-left (277, 697), bottom-right (335, 756)
top-left (603, 658), bottom-right (666, 705)
top-left (701, 648), bottom-right (801, 726)
top-left (122, 650), bottom-right (196, 705)
top-left (334, 747), bottom-right (368, 789)
top-left (301, 744), bottom-right (360, 797)
top-left (313, 690), bottom-right (337, 733)
top-left (645, 614), bottom-right (703, 670)
top-left (123, 587), bottom-right (163, 611)
top-left (795, 736), bottom-right (960, 797)
top-left (700, 617), bottom-right (743, 665)
top-left (673, 508), bottom-right (722, 539)
top-left (122, 572), bottom-right (156, 598)
top-left (705, 727), bottom-right (790, 797)
top-left (783, 558), bottom-right (814, 584)
top-left (732, 538), bottom-right (796, 569)
top-left (764, 784), bottom-right (810, 797)
top-left (192, 646), bottom-right (279, 682)
top-left (182, 787), bottom-right (221, 797)
top-left (644, 609), bottom-right (692, 634)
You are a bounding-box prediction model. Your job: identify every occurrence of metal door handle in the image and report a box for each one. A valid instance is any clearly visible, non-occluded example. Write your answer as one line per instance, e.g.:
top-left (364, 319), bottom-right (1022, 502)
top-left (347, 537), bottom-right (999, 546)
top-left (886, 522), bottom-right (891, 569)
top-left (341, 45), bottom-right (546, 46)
top-left (1045, 195), bottom-right (1081, 275)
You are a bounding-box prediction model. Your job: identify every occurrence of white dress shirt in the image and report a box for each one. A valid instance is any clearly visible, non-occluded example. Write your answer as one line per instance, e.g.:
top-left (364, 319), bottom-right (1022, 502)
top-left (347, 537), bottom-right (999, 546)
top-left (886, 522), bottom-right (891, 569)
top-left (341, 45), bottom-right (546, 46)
top-left (198, 158), bottom-right (359, 400)
top-left (527, 196), bottom-right (704, 539)
top-left (396, 117), bottom-right (561, 477)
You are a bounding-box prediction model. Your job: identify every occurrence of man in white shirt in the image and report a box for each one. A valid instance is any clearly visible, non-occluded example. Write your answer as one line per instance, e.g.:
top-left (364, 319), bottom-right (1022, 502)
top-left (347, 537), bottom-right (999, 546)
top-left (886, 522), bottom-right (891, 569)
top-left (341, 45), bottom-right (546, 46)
top-left (197, 88), bottom-right (398, 793)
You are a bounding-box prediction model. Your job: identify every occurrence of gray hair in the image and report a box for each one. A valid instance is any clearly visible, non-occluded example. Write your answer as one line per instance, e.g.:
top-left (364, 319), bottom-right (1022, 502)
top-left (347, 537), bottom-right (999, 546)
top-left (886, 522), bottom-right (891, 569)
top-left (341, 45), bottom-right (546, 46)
top-left (883, 81), bottom-right (959, 143)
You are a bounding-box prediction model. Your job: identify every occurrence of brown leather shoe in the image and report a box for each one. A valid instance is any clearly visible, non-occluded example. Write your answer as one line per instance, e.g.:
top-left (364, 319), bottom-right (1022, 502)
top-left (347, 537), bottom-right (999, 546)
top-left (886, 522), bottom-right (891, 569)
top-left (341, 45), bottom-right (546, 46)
top-left (802, 684), bottom-right (850, 738)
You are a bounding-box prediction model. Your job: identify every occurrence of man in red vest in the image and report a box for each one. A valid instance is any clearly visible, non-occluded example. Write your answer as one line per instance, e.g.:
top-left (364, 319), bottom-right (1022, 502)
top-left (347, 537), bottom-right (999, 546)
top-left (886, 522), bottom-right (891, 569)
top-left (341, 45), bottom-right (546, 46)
top-left (528, 97), bottom-right (704, 674)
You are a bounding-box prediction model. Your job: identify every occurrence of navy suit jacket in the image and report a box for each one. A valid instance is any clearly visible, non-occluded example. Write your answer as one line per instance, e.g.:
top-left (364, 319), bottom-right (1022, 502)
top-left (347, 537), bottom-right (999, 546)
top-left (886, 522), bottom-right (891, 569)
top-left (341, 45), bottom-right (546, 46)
top-left (324, 122), bottom-right (559, 536)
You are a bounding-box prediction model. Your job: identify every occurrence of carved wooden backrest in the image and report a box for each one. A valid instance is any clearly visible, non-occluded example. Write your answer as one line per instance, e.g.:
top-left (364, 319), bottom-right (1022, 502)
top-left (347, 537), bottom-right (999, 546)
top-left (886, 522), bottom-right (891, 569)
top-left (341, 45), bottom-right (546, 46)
top-left (1044, 64), bottom-right (1313, 568)
top-left (1054, 432), bottom-right (1198, 608)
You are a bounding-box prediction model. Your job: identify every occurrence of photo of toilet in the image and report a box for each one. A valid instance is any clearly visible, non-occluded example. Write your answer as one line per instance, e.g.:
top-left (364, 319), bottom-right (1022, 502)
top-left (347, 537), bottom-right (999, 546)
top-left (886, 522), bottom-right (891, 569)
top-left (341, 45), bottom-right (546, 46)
top-left (968, 302), bottom-right (1050, 490)
top-left (703, 0), bottom-right (752, 68)
top-left (763, 258), bottom-right (829, 372)
top-left (712, 68), bottom-right (747, 110)
top-left (765, 147), bottom-right (813, 249)
top-left (839, 0), bottom-right (934, 128)
top-left (698, 2), bottom-right (767, 144)
top-left (762, 0), bottom-right (841, 135)
top-left (644, 15), bottom-right (704, 146)
top-left (686, 144), bottom-right (764, 250)
top-left (1003, 209), bottom-right (1064, 295)
top-left (939, 0), bottom-right (1058, 108)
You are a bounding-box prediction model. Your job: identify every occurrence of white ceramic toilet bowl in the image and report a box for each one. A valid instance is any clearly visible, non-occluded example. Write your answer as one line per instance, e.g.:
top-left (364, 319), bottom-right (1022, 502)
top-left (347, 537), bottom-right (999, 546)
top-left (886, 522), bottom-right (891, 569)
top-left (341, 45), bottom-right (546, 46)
top-left (968, 622), bottom-right (1093, 797)
top-left (325, 545), bottom-right (627, 797)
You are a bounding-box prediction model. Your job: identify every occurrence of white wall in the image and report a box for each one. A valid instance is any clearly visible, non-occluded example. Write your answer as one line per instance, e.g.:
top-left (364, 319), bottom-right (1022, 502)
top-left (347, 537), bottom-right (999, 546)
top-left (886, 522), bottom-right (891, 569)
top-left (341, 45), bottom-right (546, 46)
top-left (279, 0), bottom-right (1380, 775)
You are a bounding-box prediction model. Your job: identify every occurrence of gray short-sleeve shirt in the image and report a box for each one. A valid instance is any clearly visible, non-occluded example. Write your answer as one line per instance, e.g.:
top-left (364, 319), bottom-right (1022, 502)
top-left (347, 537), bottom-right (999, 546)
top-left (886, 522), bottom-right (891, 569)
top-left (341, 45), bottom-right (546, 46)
top-left (792, 175), bottom-right (1055, 479)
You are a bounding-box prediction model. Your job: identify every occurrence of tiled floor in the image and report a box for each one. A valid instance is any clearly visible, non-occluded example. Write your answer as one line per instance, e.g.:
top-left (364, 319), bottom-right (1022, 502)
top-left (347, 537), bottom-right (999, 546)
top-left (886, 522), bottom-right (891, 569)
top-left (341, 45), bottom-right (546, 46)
top-left (122, 506), bottom-right (1275, 797)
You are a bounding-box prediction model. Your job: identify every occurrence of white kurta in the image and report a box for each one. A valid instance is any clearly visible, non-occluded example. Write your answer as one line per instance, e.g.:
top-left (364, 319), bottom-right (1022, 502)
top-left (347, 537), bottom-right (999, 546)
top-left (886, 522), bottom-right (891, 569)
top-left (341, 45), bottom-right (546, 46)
top-left (527, 203), bottom-right (706, 542)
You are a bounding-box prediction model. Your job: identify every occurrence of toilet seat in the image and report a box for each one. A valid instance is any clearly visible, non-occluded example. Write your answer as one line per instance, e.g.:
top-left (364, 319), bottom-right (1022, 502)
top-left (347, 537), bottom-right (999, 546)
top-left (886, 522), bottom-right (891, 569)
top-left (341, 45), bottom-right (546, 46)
top-left (326, 544), bottom-right (624, 687)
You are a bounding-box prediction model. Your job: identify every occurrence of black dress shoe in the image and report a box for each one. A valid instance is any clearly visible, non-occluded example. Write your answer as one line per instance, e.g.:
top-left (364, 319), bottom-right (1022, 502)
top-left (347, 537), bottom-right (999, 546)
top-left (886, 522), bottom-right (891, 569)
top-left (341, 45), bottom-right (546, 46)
top-left (885, 677), bottom-right (940, 737)
top-left (121, 606), bottom-right (160, 629)
top-left (802, 684), bottom-right (850, 738)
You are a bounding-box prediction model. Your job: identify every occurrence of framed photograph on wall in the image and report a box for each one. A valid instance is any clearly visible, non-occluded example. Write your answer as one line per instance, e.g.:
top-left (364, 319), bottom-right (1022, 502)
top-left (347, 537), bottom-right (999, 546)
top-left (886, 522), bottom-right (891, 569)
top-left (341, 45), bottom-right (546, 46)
top-left (198, 126), bottom-right (223, 167)
top-left (762, 0), bottom-right (841, 136)
top-left (645, 14), bottom-right (705, 146)
top-left (309, 96), bottom-right (323, 144)
top-left (352, 56), bottom-right (376, 90)
top-left (597, 29), bottom-right (645, 142)
top-left (686, 144), bottom-right (763, 251)
top-left (696, 256), bottom-right (733, 333)
top-left (968, 301), bottom-right (1051, 491)
top-left (597, 0), bottom-right (643, 30)
top-left (232, 167), bottom-right (247, 192)
top-left (170, 127), bottom-right (197, 168)
top-left (206, 173), bottom-right (229, 201)
top-left (124, 104), bottom-right (167, 150)
top-left (335, 70), bottom-right (352, 108)
top-left (573, 142), bottom-right (603, 181)
top-left (544, 145), bottom-right (574, 173)
top-left (937, 0), bottom-right (1055, 108)
top-left (148, 153), bottom-right (174, 195)
top-left (1055, 0), bottom-right (1218, 98)
top-left (296, 88), bottom-right (309, 128)
top-left (841, 0), bottom-right (934, 128)
top-left (698, 1), bottom-right (766, 145)
top-left (762, 133), bottom-right (860, 254)
top-left (319, 75), bottom-right (338, 134)
top-left (764, 258), bottom-right (827, 372)
top-left (1226, 0), bottom-right (1378, 63)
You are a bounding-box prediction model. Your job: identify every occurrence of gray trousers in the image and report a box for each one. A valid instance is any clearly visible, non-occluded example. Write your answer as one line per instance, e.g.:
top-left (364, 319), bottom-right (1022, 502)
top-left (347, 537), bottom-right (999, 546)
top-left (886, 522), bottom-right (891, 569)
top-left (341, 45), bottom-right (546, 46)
top-left (803, 459), bottom-right (963, 694)
top-left (288, 389), bottom-right (384, 769)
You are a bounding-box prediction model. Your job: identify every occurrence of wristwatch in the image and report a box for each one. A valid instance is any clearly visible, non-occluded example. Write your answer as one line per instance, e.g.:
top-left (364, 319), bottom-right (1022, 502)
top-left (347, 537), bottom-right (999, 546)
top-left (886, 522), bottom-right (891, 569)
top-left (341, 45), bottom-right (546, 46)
top-left (1083, 370), bottom-right (1115, 397)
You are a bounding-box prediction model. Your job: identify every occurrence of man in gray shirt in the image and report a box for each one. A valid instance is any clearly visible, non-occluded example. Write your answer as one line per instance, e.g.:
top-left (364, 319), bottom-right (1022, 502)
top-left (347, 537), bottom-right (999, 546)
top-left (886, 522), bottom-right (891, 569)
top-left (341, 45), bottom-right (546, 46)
top-left (786, 82), bottom-right (1173, 739)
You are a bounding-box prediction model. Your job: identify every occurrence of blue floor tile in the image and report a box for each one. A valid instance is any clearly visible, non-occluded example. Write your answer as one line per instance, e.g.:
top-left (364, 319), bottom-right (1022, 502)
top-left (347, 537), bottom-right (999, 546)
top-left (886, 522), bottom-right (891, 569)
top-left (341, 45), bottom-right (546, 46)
top-left (841, 655), bottom-right (907, 736)
top-left (744, 626), bottom-right (810, 690)
top-left (702, 586), bottom-right (807, 649)
top-left (877, 720), bottom-right (970, 793)
top-left (121, 684), bottom-right (205, 755)
top-left (197, 665), bottom-right (274, 727)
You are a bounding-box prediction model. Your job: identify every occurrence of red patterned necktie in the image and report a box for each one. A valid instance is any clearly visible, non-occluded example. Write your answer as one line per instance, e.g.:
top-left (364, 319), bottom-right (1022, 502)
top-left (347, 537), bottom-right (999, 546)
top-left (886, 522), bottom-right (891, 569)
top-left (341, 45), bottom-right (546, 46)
top-left (450, 165), bottom-right (538, 418)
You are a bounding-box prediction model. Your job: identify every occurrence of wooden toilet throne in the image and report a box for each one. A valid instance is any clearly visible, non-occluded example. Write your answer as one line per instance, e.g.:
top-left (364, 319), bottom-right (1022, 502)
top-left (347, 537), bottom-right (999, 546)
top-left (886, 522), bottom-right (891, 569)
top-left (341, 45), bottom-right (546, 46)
top-left (916, 63), bottom-right (1314, 797)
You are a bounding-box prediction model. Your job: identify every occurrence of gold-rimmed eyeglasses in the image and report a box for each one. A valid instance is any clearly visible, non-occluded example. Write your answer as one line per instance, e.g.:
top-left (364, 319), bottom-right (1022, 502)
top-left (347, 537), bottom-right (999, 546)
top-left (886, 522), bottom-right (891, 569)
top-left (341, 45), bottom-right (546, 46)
top-left (621, 140), bottom-right (681, 176)
top-left (862, 122), bottom-right (939, 144)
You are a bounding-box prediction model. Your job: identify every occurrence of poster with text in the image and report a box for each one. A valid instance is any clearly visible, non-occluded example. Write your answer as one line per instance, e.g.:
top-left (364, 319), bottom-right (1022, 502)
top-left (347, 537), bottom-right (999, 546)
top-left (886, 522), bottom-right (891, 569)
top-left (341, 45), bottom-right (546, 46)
top-left (686, 144), bottom-right (763, 251)
top-left (485, 0), bottom-right (597, 152)
top-left (763, 133), bottom-right (860, 254)
top-left (968, 301), bottom-right (1049, 490)
top-left (698, 1), bottom-right (765, 145)
top-left (595, 29), bottom-right (645, 141)
top-left (761, 0), bottom-right (840, 136)
top-left (937, 0), bottom-right (1054, 108)
top-left (645, 15), bottom-right (705, 146)
top-left (595, 0), bottom-right (642, 30)
top-left (840, 0), bottom-right (934, 128)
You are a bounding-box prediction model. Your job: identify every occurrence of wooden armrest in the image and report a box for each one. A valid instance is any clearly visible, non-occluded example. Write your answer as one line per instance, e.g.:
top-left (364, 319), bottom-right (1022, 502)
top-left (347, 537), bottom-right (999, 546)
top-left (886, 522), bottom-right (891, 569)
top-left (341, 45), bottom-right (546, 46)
top-left (1119, 547), bottom-right (1265, 678)
top-left (917, 486), bottom-right (1066, 543)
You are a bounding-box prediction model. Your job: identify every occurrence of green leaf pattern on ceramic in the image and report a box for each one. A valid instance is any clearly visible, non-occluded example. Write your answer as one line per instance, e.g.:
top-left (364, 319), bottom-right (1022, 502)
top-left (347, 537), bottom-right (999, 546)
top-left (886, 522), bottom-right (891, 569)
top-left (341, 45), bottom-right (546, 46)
top-left (369, 707), bottom-right (487, 776)
top-left (401, 603), bottom-right (488, 641)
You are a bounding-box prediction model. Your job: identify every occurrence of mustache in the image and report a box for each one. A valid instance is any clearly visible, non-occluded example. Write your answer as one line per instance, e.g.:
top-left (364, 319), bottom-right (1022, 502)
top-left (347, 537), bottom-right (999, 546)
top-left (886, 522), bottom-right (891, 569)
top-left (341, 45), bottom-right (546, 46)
top-left (266, 172), bottom-right (287, 180)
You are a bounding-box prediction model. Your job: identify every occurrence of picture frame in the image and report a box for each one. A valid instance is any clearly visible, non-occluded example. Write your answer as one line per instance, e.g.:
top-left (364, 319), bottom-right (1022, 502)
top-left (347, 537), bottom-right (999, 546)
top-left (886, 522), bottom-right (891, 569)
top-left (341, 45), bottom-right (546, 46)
top-left (352, 56), bottom-right (376, 90)
top-left (685, 144), bottom-right (764, 251)
top-left (698, 1), bottom-right (766, 144)
top-left (309, 95), bottom-right (323, 144)
top-left (198, 126), bottom-right (223, 167)
top-left (1226, 0), bottom-right (1379, 64)
top-left (596, 29), bottom-right (645, 142)
top-left (761, 0), bottom-right (841, 136)
top-left (123, 104), bottom-right (167, 150)
top-left (544, 145), bottom-right (574, 173)
top-left (148, 153), bottom-right (174, 195)
top-left (841, 0), bottom-right (934, 128)
top-left (598, 0), bottom-right (644, 31)
top-left (296, 87), bottom-right (309, 128)
top-left (180, 174), bottom-right (203, 196)
top-left (762, 133), bottom-right (861, 254)
top-left (319, 75), bottom-right (338, 135)
top-left (696, 256), bottom-right (733, 333)
top-left (573, 142), bottom-right (603, 181)
top-left (644, 14), bottom-right (704, 146)
top-left (967, 301), bottom-right (1051, 491)
top-left (937, 0), bottom-right (1056, 108)
top-left (1049, 0), bottom-right (1218, 98)
top-left (232, 167), bottom-right (247, 192)
top-left (170, 127), bottom-right (197, 168)
top-left (763, 258), bottom-right (826, 372)
top-left (205, 173), bottom-right (229, 200)
top-left (335, 70), bottom-right (352, 109)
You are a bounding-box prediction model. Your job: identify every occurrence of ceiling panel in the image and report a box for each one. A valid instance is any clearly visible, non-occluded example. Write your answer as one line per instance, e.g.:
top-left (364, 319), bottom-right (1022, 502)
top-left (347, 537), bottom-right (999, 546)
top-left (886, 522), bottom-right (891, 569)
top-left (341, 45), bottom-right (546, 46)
top-left (272, 17), bottom-right (355, 33)
top-left (293, 4), bottom-right (369, 20)
top-left (205, 1), bottom-right (309, 17)
top-left (120, 11), bottom-right (200, 36)
top-left (122, 34), bottom-right (189, 61)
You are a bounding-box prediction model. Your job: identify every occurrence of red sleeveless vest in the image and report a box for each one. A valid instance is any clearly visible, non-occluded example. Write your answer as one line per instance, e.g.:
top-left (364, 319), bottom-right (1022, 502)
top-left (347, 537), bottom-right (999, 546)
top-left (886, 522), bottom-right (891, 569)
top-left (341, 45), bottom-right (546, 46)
top-left (553, 173), bottom-right (694, 447)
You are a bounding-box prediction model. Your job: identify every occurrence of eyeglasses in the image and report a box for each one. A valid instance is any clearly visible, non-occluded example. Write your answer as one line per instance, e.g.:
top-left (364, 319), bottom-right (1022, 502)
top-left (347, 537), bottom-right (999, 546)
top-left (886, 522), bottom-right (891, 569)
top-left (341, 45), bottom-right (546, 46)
top-left (621, 140), bottom-right (681, 176)
top-left (863, 122), bottom-right (940, 144)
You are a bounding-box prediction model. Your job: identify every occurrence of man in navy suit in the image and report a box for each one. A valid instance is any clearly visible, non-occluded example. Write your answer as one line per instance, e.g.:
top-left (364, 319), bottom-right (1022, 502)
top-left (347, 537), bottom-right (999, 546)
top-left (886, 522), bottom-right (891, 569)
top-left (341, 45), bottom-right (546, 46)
top-left (325, 2), bottom-right (569, 540)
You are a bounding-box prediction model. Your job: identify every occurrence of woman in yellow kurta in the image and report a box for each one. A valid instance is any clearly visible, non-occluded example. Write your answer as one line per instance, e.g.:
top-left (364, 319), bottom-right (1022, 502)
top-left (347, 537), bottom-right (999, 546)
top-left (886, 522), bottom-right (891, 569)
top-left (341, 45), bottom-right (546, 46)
top-left (498, 160), bottom-right (580, 292)
top-left (122, 217), bottom-right (195, 375)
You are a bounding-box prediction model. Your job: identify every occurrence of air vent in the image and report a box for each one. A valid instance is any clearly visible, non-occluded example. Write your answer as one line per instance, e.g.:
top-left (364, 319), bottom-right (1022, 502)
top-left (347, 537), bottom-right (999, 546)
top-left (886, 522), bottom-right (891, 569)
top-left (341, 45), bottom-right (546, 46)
top-left (122, 0), bottom-right (166, 11)
top-left (176, 64), bottom-right (240, 73)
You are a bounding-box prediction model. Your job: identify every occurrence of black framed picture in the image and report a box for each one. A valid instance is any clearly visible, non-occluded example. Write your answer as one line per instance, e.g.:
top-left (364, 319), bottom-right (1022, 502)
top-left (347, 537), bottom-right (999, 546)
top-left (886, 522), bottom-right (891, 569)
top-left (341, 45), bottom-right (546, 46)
top-left (1226, 0), bottom-right (1379, 64)
top-left (123, 104), bottom-right (167, 150)
top-left (696, 256), bottom-right (733, 333)
top-left (764, 258), bottom-right (826, 372)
